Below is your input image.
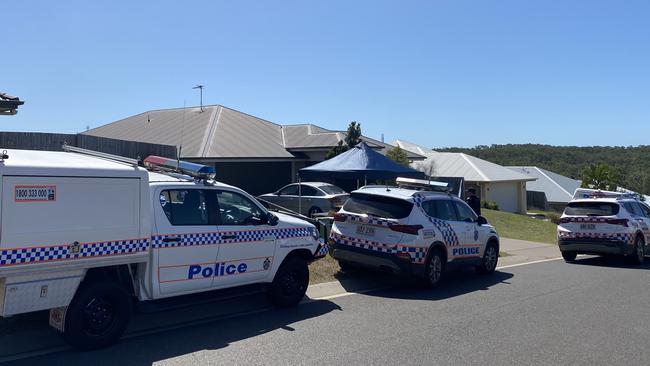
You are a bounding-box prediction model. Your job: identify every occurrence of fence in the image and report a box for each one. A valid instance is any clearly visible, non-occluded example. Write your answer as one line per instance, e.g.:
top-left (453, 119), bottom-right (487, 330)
top-left (0, 132), bottom-right (177, 160)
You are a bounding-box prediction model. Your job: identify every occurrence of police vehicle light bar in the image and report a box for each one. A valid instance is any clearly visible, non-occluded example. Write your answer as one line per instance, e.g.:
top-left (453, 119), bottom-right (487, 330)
top-left (144, 155), bottom-right (216, 180)
top-left (396, 177), bottom-right (451, 192)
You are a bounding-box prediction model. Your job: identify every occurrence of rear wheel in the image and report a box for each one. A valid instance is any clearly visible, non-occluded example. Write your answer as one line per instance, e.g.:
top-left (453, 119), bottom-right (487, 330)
top-left (267, 256), bottom-right (309, 307)
top-left (476, 242), bottom-right (498, 274)
top-left (630, 236), bottom-right (645, 265)
top-left (562, 251), bottom-right (577, 262)
top-left (62, 281), bottom-right (132, 350)
top-left (308, 206), bottom-right (323, 217)
top-left (423, 248), bottom-right (444, 288)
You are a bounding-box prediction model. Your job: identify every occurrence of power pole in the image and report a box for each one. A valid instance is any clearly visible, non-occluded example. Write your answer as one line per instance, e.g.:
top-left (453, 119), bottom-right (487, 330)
top-left (192, 85), bottom-right (205, 112)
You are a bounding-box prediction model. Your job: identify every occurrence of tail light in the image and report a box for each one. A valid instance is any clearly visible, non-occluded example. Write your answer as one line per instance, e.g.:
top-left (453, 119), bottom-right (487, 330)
top-left (606, 218), bottom-right (628, 227)
top-left (388, 224), bottom-right (423, 235)
top-left (396, 252), bottom-right (412, 261)
top-left (333, 213), bottom-right (347, 222)
top-left (329, 197), bottom-right (342, 205)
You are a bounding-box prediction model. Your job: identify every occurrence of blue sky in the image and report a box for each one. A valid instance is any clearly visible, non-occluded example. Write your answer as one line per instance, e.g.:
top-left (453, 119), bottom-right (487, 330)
top-left (3, 0), bottom-right (649, 148)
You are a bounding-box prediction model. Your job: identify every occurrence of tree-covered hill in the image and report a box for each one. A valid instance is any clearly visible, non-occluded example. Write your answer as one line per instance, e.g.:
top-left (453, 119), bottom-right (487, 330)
top-left (435, 144), bottom-right (650, 195)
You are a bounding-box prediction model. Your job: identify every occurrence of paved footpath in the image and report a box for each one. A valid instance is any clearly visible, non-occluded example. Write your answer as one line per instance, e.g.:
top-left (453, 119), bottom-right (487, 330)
top-left (498, 238), bottom-right (560, 266)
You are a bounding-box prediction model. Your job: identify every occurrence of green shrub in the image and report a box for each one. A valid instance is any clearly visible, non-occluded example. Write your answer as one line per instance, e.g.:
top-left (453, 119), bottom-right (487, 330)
top-left (481, 200), bottom-right (499, 211)
top-left (546, 212), bottom-right (561, 224)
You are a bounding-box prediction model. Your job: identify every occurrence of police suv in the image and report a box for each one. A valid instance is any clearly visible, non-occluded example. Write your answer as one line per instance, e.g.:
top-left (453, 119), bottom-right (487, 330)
top-left (0, 147), bottom-right (326, 349)
top-left (558, 188), bottom-right (650, 263)
top-left (329, 185), bottom-right (500, 287)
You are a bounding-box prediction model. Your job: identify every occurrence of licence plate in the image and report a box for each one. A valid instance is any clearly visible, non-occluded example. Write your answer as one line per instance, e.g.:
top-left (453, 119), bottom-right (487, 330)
top-left (580, 223), bottom-right (596, 230)
top-left (356, 225), bottom-right (375, 236)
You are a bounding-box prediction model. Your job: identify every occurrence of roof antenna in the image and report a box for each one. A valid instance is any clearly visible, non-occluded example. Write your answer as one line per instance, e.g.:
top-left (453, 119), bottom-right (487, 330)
top-left (192, 84), bottom-right (205, 112)
top-left (178, 100), bottom-right (187, 170)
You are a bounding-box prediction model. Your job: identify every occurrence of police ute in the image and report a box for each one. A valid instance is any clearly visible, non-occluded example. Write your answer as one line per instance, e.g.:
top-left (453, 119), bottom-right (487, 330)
top-left (0, 147), bottom-right (326, 349)
top-left (329, 181), bottom-right (500, 287)
top-left (558, 188), bottom-right (649, 263)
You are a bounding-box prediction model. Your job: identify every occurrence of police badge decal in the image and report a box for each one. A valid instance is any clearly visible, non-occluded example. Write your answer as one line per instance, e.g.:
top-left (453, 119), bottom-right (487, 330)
top-left (263, 257), bottom-right (271, 270)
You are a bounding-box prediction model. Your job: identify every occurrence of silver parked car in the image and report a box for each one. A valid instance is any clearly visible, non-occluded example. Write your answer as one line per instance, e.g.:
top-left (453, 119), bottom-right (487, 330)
top-left (259, 182), bottom-right (349, 217)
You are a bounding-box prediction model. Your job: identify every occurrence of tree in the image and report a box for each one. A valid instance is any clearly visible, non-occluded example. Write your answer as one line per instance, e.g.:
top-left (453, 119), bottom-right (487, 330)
top-left (386, 146), bottom-right (411, 167)
top-left (326, 121), bottom-right (362, 159)
top-left (581, 163), bottom-right (618, 191)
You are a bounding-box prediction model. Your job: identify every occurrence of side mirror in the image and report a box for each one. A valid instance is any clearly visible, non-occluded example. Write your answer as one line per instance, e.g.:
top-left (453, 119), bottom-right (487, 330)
top-left (267, 212), bottom-right (279, 226)
top-left (476, 216), bottom-right (488, 226)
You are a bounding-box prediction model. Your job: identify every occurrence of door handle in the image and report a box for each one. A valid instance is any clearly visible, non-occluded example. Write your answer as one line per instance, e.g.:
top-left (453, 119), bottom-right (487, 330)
top-left (221, 234), bottom-right (237, 240)
top-left (162, 237), bottom-right (181, 243)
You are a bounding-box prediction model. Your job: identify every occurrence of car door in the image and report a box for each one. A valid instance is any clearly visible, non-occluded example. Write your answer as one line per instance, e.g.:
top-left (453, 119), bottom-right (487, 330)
top-left (275, 184), bottom-right (299, 212)
top-left (634, 202), bottom-right (650, 246)
top-left (423, 199), bottom-right (467, 254)
top-left (153, 188), bottom-right (220, 296)
top-left (452, 200), bottom-right (483, 257)
top-left (299, 185), bottom-right (320, 216)
top-left (212, 189), bottom-right (277, 289)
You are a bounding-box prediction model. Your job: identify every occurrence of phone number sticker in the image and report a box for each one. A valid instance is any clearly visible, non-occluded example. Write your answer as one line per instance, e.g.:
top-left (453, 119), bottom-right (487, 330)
top-left (15, 185), bottom-right (57, 202)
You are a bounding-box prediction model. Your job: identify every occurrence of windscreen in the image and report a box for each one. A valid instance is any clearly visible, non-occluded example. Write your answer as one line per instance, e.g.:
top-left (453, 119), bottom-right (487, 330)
top-left (343, 192), bottom-right (413, 219)
top-left (564, 202), bottom-right (620, 216)
top-left (320, 185), bottom-right (346, 195)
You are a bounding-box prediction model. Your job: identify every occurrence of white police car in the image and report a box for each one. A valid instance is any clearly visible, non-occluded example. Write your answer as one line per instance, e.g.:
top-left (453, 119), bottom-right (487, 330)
top-left (558, 188), bottom-right (650, 263)
top-left (329, 186), bottom-right (500, 287)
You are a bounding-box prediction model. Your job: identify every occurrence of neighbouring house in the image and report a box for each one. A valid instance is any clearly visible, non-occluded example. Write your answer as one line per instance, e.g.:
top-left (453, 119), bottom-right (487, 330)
top-left (84, 105), bottom-right (425, 195)
top-left (507, 166), bottom-right (581, 212)
top-left (394, 140), bottom-right (535, 214)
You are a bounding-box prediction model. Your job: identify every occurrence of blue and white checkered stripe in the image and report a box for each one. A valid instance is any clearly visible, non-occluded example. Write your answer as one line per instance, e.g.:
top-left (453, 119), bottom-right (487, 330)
top-left (0, 238), bottom-right (149, 266)
top-left (152, 227), bottom-right (315, 249)
top-left (412, 194), bottom-right (460, 246)
top-left (315, 244), bottom-right (329, 257)
top-left (396, 246), bottom-right (427, 264)
top-left (332, 233), bottom-right (428, 263)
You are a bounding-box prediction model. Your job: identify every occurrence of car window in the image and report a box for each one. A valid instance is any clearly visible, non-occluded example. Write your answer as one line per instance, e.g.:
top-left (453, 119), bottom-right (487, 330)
top-left (422, 199), bottom-right (458, 221)
top-left (300, 185), bottom-right (320, 196)
top-left (343, 193), bottom-right (413, 219)
top-left (639, 203), bottom-right (650, 218)
top-left (216, 190), bottom-right (266, 225)
top-left (623, 202), bottom-right (643, 217)
top-left (159, 190), bottom-right (209, 225)
top-left (320, 185), bottom-right (346, 195)
top-left (564, 202), bottom-right (620, 216)
top-left (278, 185), bottom-right (299, 196)
top-left (629, 202), bottom-right (646, 217)
top-left (454, 201), bottom-right (477, 222)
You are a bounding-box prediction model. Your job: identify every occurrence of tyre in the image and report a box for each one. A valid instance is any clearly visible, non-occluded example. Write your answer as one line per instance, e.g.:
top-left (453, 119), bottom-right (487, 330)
top-left (62, 281), bottom-right (132, 350)
top-left (423, 248), bottom-right (444, 288)
top-left (337, 260), bottom-right (354, 272)
top-left (308, 206), bottom-right (323, 217)
top-left (267, 256), bottom-right (309, 307)
top-left (476, 242), bottom-right (498, 274)
top-left (630, 236), bottom-right (645, 265)
top-left (562, 251), bottom-right (577, 262)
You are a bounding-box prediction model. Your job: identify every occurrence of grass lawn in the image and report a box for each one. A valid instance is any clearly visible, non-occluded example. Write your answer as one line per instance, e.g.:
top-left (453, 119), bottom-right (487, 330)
top-left (482, 209), bottom-right (558, 244)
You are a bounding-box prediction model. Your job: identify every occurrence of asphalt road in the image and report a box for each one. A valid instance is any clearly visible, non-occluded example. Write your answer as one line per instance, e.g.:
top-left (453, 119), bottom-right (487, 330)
top-left (5, 256), bottom-right (650, 366)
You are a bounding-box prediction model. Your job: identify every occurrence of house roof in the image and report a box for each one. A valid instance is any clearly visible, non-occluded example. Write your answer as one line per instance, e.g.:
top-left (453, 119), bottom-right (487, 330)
top-left (85, 105), bottom-right (425, 160)
top-left (507, 166), bottom-right (581, 203)
top-left (394, 140), bottom-right (535, 183)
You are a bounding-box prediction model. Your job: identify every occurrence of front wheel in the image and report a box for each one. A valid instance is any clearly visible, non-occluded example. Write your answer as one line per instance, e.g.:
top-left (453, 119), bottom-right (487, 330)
top-left (562, 251), bottom-right (577, 262)
top-left (476, 242), bottom-right (498, 274)
top-left (267, 256), bottom-right (309, 307)
top-left (423, 248), bottom-right (444, 288)
top-left (62, 281), bottom-right (132, 350)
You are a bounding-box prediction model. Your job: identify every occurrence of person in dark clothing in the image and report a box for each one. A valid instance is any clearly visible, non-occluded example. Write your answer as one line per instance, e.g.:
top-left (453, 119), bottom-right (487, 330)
top-left (466, 188), bottom-right (481, 216)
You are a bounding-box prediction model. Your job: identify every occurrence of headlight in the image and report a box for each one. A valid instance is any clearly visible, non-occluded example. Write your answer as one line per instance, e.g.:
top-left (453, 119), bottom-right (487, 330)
top-left (312, 226), bottom-right (320, 240)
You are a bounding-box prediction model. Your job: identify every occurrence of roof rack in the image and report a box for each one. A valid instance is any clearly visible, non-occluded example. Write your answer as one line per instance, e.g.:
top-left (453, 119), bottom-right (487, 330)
top-left (573, 188), bottom-right (642, 201)
top-left (62, 144), bottom-right (139, 167)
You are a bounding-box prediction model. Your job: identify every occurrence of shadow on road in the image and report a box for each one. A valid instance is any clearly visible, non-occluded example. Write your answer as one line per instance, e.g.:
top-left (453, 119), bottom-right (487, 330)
top-left (337, 267), bottom-right (514, 302)
top-left (570, 255), bottom-right (650, 270)
top-left (8, 298), bottom-right (341, 366)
